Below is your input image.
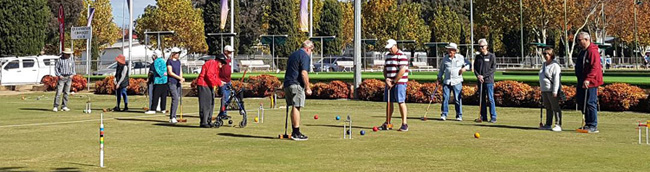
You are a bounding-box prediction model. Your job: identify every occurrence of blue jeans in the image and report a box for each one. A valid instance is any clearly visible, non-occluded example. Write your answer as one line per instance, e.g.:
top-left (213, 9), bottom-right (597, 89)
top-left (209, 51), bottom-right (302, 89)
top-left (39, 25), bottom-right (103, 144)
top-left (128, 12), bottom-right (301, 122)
top-left (479, 83), bottom-right (497, 121)
top-left (116, 87), bottom-right (128, 107)
top-left (577, 87), bottom-right (598, 127)
top-left (218, 82), bottom-right (232, 117)
top-left (441, 83), bottom-right (463, 118)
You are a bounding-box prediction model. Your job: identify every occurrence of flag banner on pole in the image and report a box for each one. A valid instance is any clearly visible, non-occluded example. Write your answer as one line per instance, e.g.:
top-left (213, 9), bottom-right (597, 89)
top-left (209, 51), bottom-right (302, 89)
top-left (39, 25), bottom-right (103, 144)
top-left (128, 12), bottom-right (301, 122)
top-left (58, 4), bottom-right (65, 52)
top-left (299, 0), bottom-right (309, 32)
top-left (87, 8), bottom-right (95, 27)
top-left (126, 0), bottom-right (130, 11)
top-left (219, 0), bottom-right (229, 30)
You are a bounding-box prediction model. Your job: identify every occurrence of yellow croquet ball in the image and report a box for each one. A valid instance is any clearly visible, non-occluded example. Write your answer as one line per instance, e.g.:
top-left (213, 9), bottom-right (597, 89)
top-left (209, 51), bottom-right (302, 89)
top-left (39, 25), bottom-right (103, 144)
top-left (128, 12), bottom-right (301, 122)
top-left (254, 117), bottom-right (259, 122)
top-left (474, 132), bottom-right (480, 139)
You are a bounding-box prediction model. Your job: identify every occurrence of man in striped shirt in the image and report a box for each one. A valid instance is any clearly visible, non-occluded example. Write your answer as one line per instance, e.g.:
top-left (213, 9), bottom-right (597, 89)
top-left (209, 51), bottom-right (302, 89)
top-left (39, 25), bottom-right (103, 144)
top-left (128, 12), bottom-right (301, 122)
top-left (379, 39), bottom-right (409, 132)
top-left (53, 48), bottom-right (76, 112)
top-left (437, 43), bottom-right (469, 121)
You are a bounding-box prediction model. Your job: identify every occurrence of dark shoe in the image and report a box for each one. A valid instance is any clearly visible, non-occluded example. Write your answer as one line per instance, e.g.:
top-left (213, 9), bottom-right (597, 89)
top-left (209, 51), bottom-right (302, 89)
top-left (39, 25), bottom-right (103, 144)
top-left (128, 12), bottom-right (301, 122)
top-left (379, 122), bottom-right (392, 130)
top-left (291, 132), bottom-right (308, 141)
top-left (398, 124), bottom-right (409, 132)
top-left (200, 124), bottom-right (212, 128)
top-left (121, 107), bottom-right (129, 112)
top-left (489, 120), bottom-right (497, 123)
top-left (112, 107), bottom-right (121, 112)
top-left (474, 118), bottom-right (483, 123)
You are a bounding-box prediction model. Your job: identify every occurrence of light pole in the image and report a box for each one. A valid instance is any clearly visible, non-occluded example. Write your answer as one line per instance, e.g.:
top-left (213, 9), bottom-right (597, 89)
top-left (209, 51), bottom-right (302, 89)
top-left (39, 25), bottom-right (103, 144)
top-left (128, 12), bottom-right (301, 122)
top-left (520, 0), bottom-right (524, 65)
top-left (634, 0), bottom-right (642, 69)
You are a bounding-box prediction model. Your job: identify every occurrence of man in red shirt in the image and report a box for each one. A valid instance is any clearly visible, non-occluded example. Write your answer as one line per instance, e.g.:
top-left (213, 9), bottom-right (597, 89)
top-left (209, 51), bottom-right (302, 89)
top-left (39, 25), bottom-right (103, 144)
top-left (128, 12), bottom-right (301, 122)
top-left (218, 45), bottom-right (234, 119)
top-left (196, 56), bottom-right (223, 128)
top-left (575, 32), bottom-right (603, 133)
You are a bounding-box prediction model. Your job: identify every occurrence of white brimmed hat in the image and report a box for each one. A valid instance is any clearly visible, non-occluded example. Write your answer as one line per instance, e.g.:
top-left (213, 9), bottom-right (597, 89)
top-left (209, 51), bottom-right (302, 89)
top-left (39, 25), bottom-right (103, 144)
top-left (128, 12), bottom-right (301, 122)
top-left (153, 50), bottom-right (162, 58)
top-left (445, 43), bottom-right (458, 50)
top-left (384, 39), bottom-right (397, 49)
top-left (62, 48), bottom-right (73, 54)
top-left (171, 47), bottom-right (181, 53)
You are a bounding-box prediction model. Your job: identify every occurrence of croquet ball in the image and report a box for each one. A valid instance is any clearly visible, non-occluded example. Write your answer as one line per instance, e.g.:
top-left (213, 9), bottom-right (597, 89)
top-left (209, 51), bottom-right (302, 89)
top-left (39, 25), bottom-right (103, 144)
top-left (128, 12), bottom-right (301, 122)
top-left (360, 130), bottom-right (366, 135)
top-left (254, 117), bottom-right (259, 122)
top-left (474, 132), bottom-right (480, 139)
top-left (228, 120), bottom-right (233, 125)
top-left (347, 130), bottom-right (351, 135)
top-left (102, 108), bottom-right (107, 112)
top-left (421, 116), bottom-right (427, 121)
top-left (21, 96), bottom-right (25, 100)
top-left (87, 110), bottom-right (92, 113)
top-left (314, 115), bottom-right (319, 119)
top-left (372, 126), bottom-right (378, 132)
top-left (83, 110), bottom-right (87, 113)
top-left (336, 116), bottom-right (340, 120)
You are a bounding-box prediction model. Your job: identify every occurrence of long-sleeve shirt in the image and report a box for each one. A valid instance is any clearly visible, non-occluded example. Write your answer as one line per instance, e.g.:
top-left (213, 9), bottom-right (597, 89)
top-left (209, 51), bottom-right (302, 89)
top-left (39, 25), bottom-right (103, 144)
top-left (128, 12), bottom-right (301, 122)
top-left (575, 43), bottom-right (603, 87)
top-left (153, 57), bottom-right (168, 85)
top-left (539, 61), bottom-right (561, 94)
top-left (115, 64), bottom-right (129, 89)
top-left (55, 56), bottom-right (76, 76)
top-left (196, 59), bottom-right (222, 88)
top-left (437, 53), bottom-right (469, 86)
top-left (474, 52), bottom-right (496, 84)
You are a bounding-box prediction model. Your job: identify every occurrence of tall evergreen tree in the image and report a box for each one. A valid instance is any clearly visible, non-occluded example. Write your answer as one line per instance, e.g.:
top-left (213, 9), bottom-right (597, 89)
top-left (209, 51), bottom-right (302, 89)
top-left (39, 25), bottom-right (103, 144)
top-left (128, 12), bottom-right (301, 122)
top-left (317, 0), bottom-right (343, 55)
top-left (0, 0), bottom-right (52, 56)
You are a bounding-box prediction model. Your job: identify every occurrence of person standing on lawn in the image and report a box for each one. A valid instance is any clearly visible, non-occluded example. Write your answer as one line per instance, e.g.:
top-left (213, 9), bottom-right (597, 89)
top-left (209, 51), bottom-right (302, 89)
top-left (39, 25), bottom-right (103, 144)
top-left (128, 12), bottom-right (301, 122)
top-left (218, 45), bottom-right (234, 119)
top-left (113, 54), bottom-right (129, 112)
top-left (539, 47), bottom-right (563, 132)
top-left (53, 48), bottom-right (76, 112)
top-left (145, 50), bottom-right (169, 115)
top-left (283, 40), bottom-right (314, 140)
top-left (575, 32), bottom-right (603, 133)
top-left (473, 39), bottom-right (497, 123)
top-left (378, 39), bottom-right (409, 132)
top-left (167, 47), bottom-right (185, 124)
top-left (196, 55), bottom-right (222, 128)
top-left (437, 43), bottom-right (469, 121)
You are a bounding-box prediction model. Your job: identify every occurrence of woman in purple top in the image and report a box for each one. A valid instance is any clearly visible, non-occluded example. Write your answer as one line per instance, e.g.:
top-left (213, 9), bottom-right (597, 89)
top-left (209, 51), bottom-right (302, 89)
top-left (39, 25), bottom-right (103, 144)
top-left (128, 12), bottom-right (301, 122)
top-left (167, 48), bottom-right (185, 124)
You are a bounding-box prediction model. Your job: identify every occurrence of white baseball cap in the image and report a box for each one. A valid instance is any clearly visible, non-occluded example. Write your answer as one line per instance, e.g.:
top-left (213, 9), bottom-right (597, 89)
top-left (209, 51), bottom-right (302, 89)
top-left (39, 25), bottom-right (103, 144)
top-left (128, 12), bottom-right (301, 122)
top-left (384, 39), bottom-right (397, 49)
top-left (171, 47), bottom-right (181, 53)
top-left (224, 45), bottom-right (234, 52)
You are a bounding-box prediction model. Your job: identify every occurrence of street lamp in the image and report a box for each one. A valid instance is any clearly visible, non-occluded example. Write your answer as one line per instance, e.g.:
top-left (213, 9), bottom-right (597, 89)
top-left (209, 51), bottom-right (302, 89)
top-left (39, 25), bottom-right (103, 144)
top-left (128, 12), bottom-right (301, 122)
top-left (634, 0), bottom-right (642, 69)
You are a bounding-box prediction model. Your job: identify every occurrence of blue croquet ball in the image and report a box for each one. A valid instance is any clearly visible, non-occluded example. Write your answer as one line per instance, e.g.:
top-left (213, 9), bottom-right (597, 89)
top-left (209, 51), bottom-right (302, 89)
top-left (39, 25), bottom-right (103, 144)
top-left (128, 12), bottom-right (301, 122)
top-left (347, 129), bottom-right (350, 135)
top-left (336, 116), bottom-right (341, 120)
top-left (360, 130), bottom-right (366, 135)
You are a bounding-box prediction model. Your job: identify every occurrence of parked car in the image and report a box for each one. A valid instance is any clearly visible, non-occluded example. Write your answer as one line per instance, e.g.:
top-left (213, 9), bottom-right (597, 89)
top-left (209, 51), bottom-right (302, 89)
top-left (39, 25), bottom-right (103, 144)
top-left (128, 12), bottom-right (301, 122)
top-left (92, 61), bottom-right (150, 76)
top-left (313, 56), bottom-right (353, 72)
top-left (1, 55), bottom-right (59, 85)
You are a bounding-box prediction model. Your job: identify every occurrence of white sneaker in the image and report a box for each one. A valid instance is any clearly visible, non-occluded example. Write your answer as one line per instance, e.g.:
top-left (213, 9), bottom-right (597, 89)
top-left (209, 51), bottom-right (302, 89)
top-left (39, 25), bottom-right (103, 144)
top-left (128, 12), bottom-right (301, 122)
top-left (144, 111), bottom-right (156, 114)
top-left (552, 125), bottom-right (562, 132)
top-left (61, 107), bottom-right (70, 111)
top-left (160, 110), bottom-right (168, 114)
top-left (53, 107), bottom-right (58, 112)
top-left (456, 117), bottom-right (463, 121)
top-left (170, 118), bottom-right (178, 124)
top-left (440, 116), bottom-right (446, 121)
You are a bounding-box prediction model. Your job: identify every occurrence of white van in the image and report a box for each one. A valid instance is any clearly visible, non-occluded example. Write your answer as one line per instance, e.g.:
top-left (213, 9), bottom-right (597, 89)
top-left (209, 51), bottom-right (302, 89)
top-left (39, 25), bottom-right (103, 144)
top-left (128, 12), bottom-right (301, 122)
top-left (0, 55), bottom-right (60, 85)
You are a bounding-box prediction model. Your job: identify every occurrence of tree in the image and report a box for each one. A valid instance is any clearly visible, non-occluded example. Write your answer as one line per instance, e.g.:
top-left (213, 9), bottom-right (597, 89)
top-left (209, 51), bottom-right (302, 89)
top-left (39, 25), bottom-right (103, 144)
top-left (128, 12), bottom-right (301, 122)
top-left (44, 0), bottom-right (84, 54)
top-left (339, 1), bottom-right (354, 50)
top-left (203, 0), bottom-right (239, 55)
top-left (76, 0), bottom-right (121, 66)
top-left (317, 0), bottom-right (343, 55)
top-left (362, 0), bottom-right (396, 46)
top-left (135, 0), bottom-right (208, 53)
top-left (391, 3), bottom-right (430, 51)
top-left (267, 0), bottom-right (300, 58)
top-left (237, 0), bottom-right (267, 55)
top-left (430, 6), bottom-right (461, 44)
top-left (0, 0), bottom-right (51, 56)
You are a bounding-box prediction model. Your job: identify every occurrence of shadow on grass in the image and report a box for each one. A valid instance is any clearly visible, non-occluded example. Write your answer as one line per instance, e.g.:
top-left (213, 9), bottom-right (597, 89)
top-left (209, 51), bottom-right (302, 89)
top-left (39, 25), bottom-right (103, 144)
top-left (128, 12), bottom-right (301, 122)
top-left (65, 162), bottom-right (94, 167)
top-left (0, 167), bottom-right (34, 172)
top-left (115, 118), bottom-right (167, 123)
top-left (50, 167), bottom-right (81, 172)
top-left (371, 115), bottom-right (447, 121)
top-left (217, 133), bottom-right (276, 140)
top-left (464, 123), bottom-right (539, 130)
top-left (19, 108), bottom-right (52, 112)
top-left (305, 124), bottom-right (374, 130)
top-left (152, 123), bottom-right (201, 128)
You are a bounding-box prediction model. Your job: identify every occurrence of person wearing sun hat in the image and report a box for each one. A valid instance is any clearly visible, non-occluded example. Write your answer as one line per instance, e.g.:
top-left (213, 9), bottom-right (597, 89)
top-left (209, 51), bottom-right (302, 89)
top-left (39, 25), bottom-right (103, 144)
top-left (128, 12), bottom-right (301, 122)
top-left (52, 48), bottom-right (76, 112)
top-left (437, 42), bottom-right (469, 121)
top-left (167, 47), bottom-right (184, 123)
top-left (113, 54), bottom-right (129, 112)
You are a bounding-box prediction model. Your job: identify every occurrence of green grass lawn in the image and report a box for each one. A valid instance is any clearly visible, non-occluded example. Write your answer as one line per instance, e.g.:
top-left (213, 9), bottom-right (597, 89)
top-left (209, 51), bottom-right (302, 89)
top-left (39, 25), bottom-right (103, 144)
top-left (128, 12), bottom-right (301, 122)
top-left (1, 93), bottom-right (650, 171)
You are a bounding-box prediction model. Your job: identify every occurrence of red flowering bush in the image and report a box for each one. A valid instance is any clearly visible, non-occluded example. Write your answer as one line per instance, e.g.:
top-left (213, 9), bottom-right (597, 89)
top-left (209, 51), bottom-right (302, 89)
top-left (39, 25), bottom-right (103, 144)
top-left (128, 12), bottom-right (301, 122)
top-left (493, 81), bottom-right (533, 107)
top-left (405, 80), bottom-right (423, 103)
top-left (70, 74), bottom-right (87, 92)
top-left (599, 83), bottom-right (646, 111)
top-left (358, 79), bottom-right (385, 101)
top-left (94, 76), bottom-right (116, 94)
top-left (40, 75), bottom-right (58, 91)
top-left (246, 74), bottom-right (281, 97)
top-left (462, 85), bottom-right (479, 105)
top-left (420, 82), bottom-right (442, 103)
top-left (126, 78), bottom-right (147, 95)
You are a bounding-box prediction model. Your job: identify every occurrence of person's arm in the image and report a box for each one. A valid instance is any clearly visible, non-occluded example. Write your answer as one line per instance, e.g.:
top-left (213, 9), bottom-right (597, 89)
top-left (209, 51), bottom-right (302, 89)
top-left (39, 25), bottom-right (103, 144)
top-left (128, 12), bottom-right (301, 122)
top-left (584, 52), bottom-right (601, 88)
top-left (392, 55), bottom-right (408, 85)
top-left (116, 66), bottom-right (127, 87)
top-left (207, 61), bottom-right (222, 87)
top-left (473, 56), bottom-right (480, 77)
top-left (552, 65), bottom-right (561, 96)
top-left (167, 65), bottom-right (184, 82)
top-left (55, 59), bottom-right (61, 77)
top-left (486, 54), bottom-right (496, 78)
top-left (71, 58), bottom-right (76, 75)
top-left (437, 56), bottom-right (446, 82)
top-left (458, 56), bottom-right (468, 75)
top-left (301, 55), bottom-right (312, 95)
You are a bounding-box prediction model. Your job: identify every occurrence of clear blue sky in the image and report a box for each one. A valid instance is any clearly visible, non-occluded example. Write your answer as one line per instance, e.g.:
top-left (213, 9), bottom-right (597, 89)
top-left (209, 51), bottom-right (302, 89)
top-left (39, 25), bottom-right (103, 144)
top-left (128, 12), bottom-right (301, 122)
top-left (110, 0), bottom-right (156, 28)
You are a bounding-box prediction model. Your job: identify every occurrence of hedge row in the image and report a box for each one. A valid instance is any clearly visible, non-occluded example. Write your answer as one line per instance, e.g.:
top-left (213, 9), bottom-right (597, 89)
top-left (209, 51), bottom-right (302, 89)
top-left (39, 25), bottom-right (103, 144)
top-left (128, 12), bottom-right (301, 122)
top-left (40, 75), bottom-right (87, 92)
top-left (94, 76), bottom-right (147, 95)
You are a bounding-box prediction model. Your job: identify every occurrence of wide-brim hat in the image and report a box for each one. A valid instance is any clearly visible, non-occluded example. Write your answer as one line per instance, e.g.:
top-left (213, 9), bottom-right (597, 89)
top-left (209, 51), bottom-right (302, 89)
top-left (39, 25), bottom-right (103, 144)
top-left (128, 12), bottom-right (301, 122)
top-left (62, 48), bottom-right (73, 54)
top-left (115, 54), bottom-right (126, 64)
top-left (445, 43), bottom-right (458, 50)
